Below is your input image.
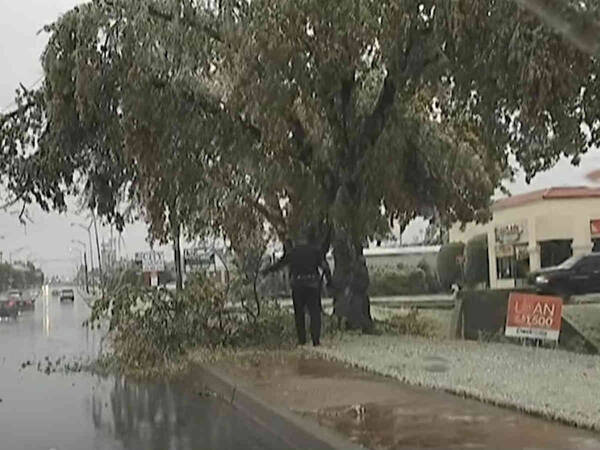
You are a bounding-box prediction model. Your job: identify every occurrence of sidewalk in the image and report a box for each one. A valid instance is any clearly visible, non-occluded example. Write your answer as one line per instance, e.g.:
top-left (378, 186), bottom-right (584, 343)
top-left (313, 334), bottom-right (600, 431)
top-left (193, 342), bottom-right (600, 449)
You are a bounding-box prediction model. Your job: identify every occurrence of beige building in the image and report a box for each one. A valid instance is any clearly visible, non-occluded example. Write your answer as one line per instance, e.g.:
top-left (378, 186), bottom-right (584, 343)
top-left (450, 186), bottom-right (600, 289)
top-left (361, 245), bottom-right (441, 271)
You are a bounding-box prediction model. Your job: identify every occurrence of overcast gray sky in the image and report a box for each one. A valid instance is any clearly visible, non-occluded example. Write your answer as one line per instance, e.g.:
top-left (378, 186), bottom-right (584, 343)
top-left (1, 0), bottom-right (599, 278)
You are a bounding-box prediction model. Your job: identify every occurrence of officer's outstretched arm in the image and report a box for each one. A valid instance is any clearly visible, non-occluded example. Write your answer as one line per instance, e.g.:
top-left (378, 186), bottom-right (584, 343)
top-left (261, 251), bottom-right (289, 275)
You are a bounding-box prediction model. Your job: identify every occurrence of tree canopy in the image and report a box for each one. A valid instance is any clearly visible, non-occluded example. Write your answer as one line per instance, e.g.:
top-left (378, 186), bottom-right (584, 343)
top-left (2, 0), bottom-right (600, 327)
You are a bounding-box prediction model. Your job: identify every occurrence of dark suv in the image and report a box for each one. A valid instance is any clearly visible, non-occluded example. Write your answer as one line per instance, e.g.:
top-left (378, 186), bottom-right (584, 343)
top-left (529, 253), bottom-right (600, 300)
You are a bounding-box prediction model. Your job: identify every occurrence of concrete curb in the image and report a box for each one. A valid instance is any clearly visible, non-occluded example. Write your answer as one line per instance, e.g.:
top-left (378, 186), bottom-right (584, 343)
top-left (191, 364), bottom-right (364, 450)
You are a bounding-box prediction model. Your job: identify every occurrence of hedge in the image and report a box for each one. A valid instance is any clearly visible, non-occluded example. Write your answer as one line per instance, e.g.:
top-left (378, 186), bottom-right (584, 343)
top-left (437, 242), bottom-right (465, 290)
top-left (368, 260), bottom-right (440, 296)
top-left (464, 234), bottom-right (489, 287)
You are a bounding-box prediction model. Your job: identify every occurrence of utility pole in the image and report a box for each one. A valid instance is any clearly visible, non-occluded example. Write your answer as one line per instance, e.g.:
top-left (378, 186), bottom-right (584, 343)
top-left (71, 221), bottom-right (95, 287)
top-left (91, 210), bottom-right (103, 283)
top-left (83, 251), bottom-right (89, 294)
top-left (71, 240), bottom-right (88, 294)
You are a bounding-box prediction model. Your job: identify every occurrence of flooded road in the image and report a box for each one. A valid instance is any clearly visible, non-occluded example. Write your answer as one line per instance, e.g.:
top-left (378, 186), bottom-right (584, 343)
top-left (0, 288), bottom-right (294, 450)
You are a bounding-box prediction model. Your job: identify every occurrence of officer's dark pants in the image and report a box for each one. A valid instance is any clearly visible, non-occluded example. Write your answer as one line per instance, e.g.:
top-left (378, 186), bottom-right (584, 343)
top-left (291, 284), bottom-right (321, 346)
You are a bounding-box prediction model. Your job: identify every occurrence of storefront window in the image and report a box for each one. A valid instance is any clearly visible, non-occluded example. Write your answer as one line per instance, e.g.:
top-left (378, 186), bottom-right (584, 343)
top-left (515, 245), bottom-right (530, 279)
top-left (496, 256), bottom-right (515, 279)
top-left (540, 240), bottom-right (572, 268)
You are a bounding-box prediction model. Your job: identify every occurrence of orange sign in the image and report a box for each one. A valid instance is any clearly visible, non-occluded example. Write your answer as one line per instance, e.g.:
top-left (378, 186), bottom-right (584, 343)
top-left (505, 292), bottom-right (563, 341)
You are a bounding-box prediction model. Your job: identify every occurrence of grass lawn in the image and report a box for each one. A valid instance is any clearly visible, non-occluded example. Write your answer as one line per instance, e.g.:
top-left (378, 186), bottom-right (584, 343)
top-left (563, 304), bottom-right (600, 347)
top-left (371, 306), bottom-right (452, 338)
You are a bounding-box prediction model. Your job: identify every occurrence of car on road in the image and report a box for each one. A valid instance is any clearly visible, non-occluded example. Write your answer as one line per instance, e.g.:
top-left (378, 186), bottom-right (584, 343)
top-left (60, 288), bottom-right (75, 302)
top-left (528, 253), bottom-right (600, 301)
top-left (7, 290), bottom-right (35, 310)
top-left (0, 296), bottom-right (18, 318)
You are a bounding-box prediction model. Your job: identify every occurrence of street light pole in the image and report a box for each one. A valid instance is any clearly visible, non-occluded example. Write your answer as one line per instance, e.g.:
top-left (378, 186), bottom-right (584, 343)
top-left (69, 247), bottom-right (83, 286)
top-left (71, 240), bottom-right (89, 294)
top-left (71, 221), bottom-right (95, 288)
top-left (82, 251), bottom-right (89, 294)
top-left (91, 211), bottom-right (102, 276)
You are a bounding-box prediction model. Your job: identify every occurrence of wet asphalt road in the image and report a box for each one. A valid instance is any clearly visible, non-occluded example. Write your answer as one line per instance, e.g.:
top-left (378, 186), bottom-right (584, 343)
top-left (0, 287), bottom-right (293, 450)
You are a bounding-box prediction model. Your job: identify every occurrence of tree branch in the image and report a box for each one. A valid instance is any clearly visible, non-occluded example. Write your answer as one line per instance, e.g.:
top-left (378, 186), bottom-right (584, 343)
top-left (513, 0), bottom-right (600, 55)
top-left (150, 77), bottom-right (262, 141)
top-left (0, 102), bottom-right (36, 127)
top-left (288, 112), bottom-right (339, 204)
top-left (359, 74), bottom-right (397, 148)
top-left (340, 77), bottom-right (354, 147)
top-left (251, 199), bottom-right (287, 234)
top-left (0, 193), bottom-right (26, 211)
top-left (356, 29), bottom-right (447, 154)
top-left (146, 3), bottom-right (224, 44)
top-left (289, 114), bottom-right (313, 165)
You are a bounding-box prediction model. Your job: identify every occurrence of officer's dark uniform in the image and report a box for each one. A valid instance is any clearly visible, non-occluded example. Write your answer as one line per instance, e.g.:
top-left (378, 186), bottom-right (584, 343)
top-left (263, 241), bottom-right (332, 346)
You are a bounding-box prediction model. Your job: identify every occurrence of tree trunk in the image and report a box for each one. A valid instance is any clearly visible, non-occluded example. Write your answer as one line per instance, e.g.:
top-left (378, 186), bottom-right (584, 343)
top-left (331, 233), bottom-right (373, 332)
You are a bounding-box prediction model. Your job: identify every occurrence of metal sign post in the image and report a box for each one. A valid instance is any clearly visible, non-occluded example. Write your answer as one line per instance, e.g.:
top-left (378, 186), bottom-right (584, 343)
top-left (150, 271), bottom-right (159, 287)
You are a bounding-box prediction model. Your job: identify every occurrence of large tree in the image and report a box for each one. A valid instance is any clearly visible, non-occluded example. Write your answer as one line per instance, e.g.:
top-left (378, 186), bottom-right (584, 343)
top-left (2, 0), bottom-right (600, 329)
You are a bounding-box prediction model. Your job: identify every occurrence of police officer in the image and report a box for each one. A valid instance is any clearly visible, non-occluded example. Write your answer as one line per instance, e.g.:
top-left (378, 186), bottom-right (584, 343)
top-left (262, 235), bottom-right (332, 346)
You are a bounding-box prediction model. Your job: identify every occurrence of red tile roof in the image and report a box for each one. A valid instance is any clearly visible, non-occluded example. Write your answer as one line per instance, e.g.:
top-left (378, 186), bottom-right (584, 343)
top-left (493, 186), bottom-right (600, 211)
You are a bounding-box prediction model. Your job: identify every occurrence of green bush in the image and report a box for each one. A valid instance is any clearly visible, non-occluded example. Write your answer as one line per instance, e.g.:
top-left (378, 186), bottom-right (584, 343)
top-left (87, 272), bottom-right (297, 375)
top-left (104, 267), bottom-right (144, 291)
top-left (417, 259), bottom-right (441, 293)
top-left (464, 234), bottom-right (489, 287)
top-left (437, 242), bottom-right (465, 290)
top-left (0, 262), bottom-right (44, 291)
top-left (368, 261), bottom-right (440, 296)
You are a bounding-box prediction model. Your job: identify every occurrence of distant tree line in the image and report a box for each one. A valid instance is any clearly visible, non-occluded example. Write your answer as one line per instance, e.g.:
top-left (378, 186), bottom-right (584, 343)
top-left (0, 262), bottom-right (44, 292)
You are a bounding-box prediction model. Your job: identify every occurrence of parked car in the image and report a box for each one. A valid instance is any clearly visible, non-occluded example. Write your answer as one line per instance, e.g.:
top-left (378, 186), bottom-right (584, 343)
top-left (528, 253), bottom-right (600, 301)
top-left (7, 290), bottom-right (35, 310)
top-left (7, 290), bottom-right (22, 300)
top-left (0, 296), bottom-right (18, 318)
top-left (60, 289), bottom-right (75, 302)
top-left (51, 289), bottom-right (60, 297)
